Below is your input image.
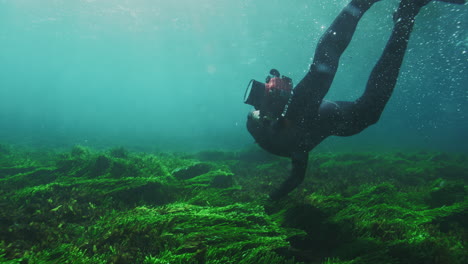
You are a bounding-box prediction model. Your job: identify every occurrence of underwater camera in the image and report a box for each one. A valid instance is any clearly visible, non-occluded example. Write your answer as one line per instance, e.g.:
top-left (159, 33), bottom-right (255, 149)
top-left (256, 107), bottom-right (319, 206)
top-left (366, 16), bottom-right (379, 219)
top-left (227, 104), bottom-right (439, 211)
top-left (244, 69), bottom-right (293, 117)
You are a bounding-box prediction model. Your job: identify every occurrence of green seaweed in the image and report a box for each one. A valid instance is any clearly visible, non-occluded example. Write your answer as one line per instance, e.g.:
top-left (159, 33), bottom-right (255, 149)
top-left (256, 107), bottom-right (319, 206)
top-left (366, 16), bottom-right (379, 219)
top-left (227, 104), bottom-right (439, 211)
top-left (0, 144), bottom-right (466, 263)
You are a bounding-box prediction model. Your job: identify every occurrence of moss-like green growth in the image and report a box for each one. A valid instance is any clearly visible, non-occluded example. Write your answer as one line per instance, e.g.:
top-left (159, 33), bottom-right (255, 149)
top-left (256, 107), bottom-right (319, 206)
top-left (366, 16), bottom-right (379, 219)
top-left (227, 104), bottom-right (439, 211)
top-left (0, 145), bottom-right (466, 263)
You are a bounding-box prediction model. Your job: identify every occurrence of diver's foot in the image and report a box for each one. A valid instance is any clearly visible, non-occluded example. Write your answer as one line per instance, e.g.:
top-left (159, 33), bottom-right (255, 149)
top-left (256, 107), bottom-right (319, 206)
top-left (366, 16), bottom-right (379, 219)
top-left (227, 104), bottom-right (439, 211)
top-left (401, 0), bottom-right (466, 8)
top-left (393, 0), bottom-right (466, 23)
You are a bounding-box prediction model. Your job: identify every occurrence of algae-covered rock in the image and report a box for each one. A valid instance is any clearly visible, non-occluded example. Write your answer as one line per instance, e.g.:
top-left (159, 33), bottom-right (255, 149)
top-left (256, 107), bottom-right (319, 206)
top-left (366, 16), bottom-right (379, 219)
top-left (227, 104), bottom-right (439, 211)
top-left (90, 155), bottom-right (111, 177)
top-left (172, 163), bottom-right (211, 180)
top-left (106, 180), bottom-right (176, 206)
top-left (70, 145), bottom-right (90, 158)
top-left (186, 169), bottom-right (234, 188)
top-left (109, 146), bottom-right (129, 159)
top-left (428, 180), bottom-right (466, 208)
top-left (109, 158), bottom-right (140, 178)
top-left (211, 173), bottom-right (234, 188)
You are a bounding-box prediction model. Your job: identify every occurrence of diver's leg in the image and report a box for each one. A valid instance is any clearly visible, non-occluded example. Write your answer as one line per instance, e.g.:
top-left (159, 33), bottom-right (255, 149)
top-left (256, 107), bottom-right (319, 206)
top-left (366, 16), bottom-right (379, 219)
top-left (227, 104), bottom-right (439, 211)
top-left (286, 0), bottom-right (381, 123)
top-left (329, 0), bottom-right (465, 137)
top-left (332, 0), bottom-right (420, 136)
top-left (352, 0), bottom-right (421, 125)
top-left (359, 0), bottom-right (466, 121)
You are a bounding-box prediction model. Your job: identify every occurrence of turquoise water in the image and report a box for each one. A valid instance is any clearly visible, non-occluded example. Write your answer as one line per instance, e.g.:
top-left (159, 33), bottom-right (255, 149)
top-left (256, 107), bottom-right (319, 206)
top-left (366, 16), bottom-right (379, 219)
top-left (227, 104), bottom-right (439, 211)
top-left (0, 0), bottom-right (466, 152)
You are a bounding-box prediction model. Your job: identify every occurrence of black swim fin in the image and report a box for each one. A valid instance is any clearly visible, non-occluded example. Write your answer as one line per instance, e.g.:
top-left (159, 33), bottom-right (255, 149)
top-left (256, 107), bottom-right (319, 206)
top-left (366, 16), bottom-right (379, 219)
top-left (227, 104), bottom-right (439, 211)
top-left (435, 0), bottom-right (466, 4)
top-left (415, 0), bottom-right (466, 7)
top-left (394, 0), bottom-right (465, 22)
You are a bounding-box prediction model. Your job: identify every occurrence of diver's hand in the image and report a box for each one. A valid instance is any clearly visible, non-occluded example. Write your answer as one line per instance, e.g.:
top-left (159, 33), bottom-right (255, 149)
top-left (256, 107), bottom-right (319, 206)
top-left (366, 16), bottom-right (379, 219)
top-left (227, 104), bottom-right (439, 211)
top-left (268, 151), bottom-right (309, 200)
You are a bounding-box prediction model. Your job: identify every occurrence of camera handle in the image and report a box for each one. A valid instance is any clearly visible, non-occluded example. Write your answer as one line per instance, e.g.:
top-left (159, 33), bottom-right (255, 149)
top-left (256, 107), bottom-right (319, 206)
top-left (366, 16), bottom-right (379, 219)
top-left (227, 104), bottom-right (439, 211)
top-left (270, 69), bottom-right (280, 78)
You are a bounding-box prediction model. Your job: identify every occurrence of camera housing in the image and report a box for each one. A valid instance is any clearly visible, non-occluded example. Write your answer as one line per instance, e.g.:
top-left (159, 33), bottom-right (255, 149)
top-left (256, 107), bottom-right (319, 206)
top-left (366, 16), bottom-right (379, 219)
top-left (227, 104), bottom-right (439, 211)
top-left (244, 69), bottom-right (293, 118)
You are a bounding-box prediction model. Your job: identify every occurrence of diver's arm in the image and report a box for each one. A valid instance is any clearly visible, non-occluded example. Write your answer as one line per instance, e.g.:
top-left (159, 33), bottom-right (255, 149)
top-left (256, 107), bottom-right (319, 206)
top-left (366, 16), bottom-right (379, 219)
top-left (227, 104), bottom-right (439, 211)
top-left (269, 151), bottom-right (309, 200)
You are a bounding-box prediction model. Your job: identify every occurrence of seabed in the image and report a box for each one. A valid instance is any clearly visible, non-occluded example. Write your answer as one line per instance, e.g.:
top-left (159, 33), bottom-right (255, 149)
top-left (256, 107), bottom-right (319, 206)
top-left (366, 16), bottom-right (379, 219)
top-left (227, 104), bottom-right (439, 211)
top-left (0, 144), bottom-right (466, 264)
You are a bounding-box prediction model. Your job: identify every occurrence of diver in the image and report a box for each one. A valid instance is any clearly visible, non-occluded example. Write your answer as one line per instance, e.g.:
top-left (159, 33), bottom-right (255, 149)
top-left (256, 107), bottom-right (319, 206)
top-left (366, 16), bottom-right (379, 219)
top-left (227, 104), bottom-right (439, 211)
top-left (244, 0), bottom-right (466, 200)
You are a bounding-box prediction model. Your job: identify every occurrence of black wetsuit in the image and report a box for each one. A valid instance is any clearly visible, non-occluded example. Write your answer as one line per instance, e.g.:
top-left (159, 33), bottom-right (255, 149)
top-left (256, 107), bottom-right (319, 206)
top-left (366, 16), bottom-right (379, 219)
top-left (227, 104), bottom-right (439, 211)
top-left (246, 0), bottom-right (463, 200)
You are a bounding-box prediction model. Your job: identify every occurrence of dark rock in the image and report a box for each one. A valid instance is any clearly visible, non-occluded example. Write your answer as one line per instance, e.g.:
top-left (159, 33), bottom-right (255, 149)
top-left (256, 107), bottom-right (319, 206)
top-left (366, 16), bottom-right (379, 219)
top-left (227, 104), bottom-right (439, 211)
top-left (90, 155), bottom-right (111, 177)
top-left (428, 182), bottom-right (466, 208)
top-left (109, 147), bottom-right (129, 159)
top-left (210, 174), bottom-right (234, 188)
top-left (110, 182), bottom-right (175, 206)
